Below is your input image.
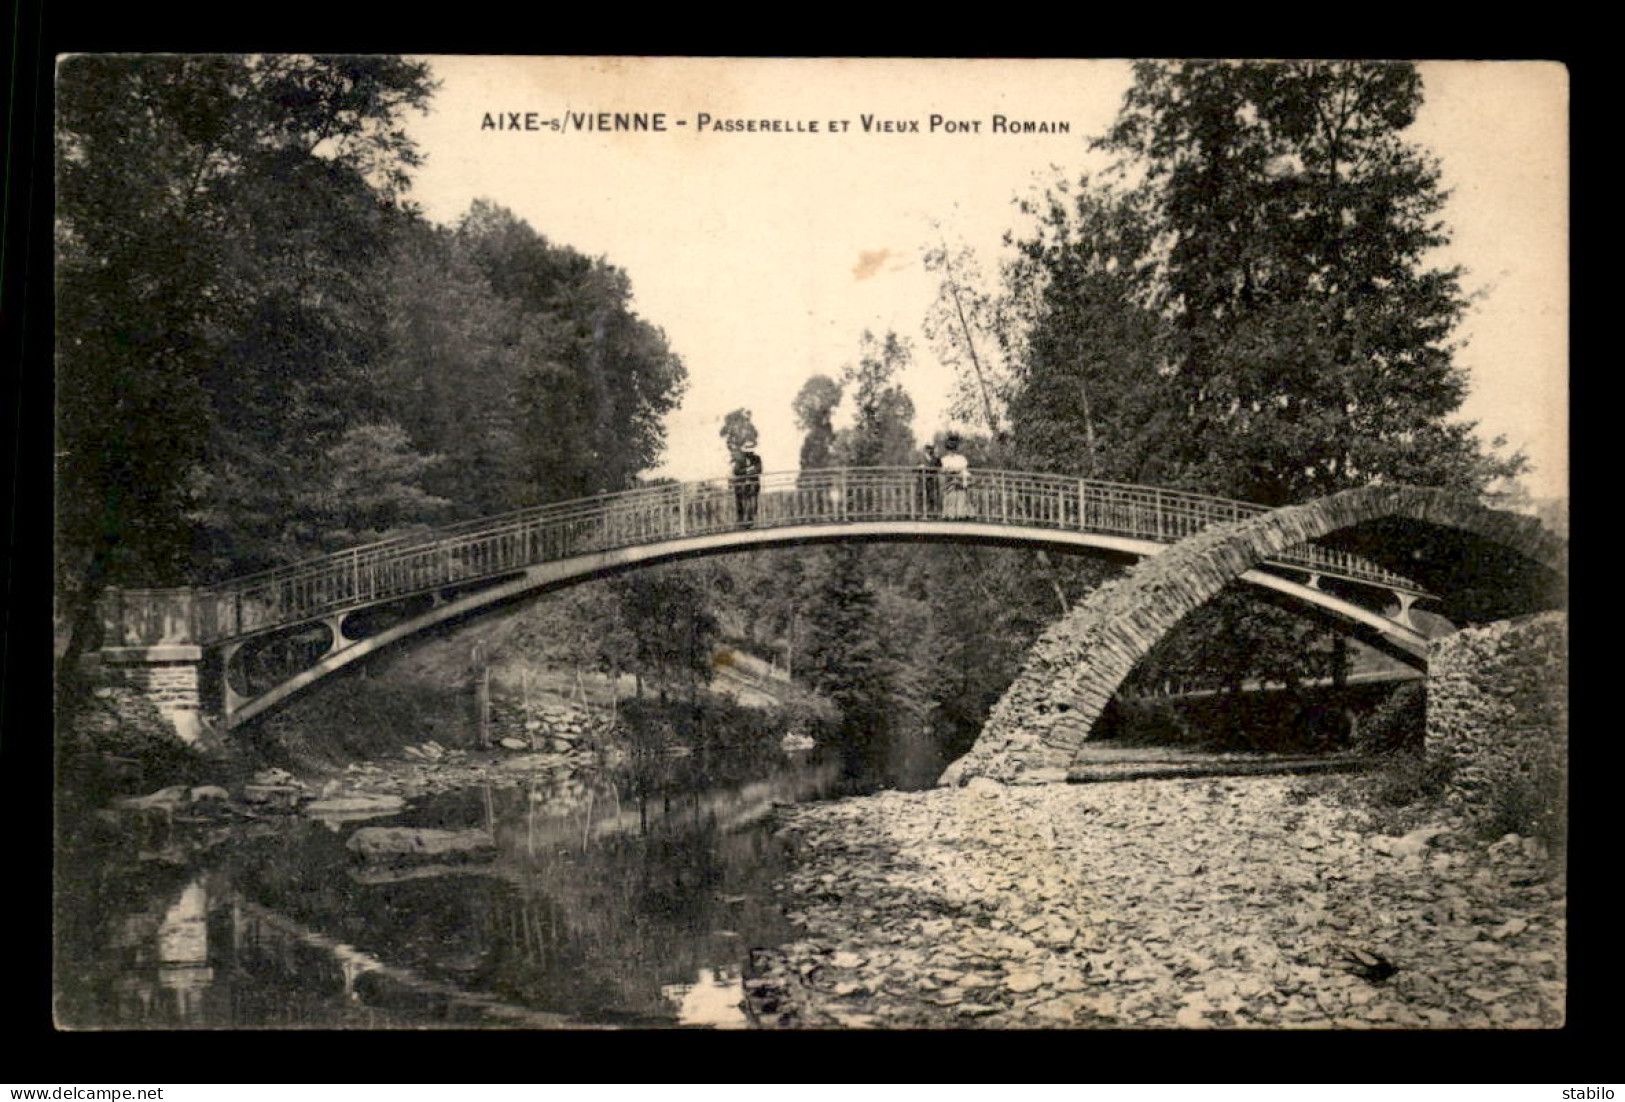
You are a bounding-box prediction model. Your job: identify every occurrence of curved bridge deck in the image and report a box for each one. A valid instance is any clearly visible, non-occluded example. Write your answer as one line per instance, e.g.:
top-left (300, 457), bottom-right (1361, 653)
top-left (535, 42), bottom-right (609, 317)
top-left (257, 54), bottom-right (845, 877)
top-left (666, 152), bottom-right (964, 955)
top-left (103, 467), bottom-right (1429, 650)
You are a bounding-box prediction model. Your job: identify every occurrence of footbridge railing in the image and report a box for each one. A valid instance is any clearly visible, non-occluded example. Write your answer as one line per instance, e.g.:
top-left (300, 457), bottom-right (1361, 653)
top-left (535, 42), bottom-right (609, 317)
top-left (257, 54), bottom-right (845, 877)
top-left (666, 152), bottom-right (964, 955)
top-left (100, 468), bottom-right (1428, 647)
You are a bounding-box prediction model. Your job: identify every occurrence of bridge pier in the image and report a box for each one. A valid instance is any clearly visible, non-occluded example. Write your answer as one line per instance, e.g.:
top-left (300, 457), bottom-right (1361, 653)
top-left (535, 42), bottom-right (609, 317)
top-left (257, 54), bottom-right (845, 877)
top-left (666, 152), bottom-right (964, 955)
top-left (99, 644), bottom-right (205, 744)
top-left (94, 586), bottom-right (211, 743)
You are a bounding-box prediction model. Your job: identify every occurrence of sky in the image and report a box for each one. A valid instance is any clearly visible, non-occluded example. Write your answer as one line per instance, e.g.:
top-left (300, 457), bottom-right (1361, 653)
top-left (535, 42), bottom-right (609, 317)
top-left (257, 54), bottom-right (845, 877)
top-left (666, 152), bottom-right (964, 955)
top-left (401, 58), bottom-right (1568, 500)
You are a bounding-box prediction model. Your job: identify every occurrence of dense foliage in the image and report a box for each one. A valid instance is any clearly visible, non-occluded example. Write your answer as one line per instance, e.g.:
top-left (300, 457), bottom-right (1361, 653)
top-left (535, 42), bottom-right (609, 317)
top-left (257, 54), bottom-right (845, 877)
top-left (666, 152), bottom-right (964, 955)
top-left (55, 56), bottom-right (686, 687)
top-left (988, 61), bottom-right (1528, 710)
top-left (780, 60), bottom-right (1538, 762)
top-left (1093, 60), bottom-right (1520, 504)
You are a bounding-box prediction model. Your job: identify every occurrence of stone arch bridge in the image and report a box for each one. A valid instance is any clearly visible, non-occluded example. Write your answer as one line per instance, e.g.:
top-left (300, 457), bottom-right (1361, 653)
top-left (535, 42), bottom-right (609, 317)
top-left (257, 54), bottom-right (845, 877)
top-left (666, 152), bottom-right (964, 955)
top-left (95, 468), bottom-right (1465, 740)
top-left (939, 484), bottom-right (1568, 786)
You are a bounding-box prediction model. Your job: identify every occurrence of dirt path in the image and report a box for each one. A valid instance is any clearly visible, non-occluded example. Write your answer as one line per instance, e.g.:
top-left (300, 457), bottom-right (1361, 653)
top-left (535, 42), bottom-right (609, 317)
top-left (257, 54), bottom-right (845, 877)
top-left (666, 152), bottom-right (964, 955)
top-left (749, 774), bottom-right (1564, 1029)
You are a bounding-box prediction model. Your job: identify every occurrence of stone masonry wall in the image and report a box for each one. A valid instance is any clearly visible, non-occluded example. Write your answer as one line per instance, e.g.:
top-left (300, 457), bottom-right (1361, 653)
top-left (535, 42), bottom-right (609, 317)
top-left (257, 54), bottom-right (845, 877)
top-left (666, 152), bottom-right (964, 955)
top-left (101, 650), bottom-right (204, 744)
top-left (1426, 613), bottom-right (1568, 837)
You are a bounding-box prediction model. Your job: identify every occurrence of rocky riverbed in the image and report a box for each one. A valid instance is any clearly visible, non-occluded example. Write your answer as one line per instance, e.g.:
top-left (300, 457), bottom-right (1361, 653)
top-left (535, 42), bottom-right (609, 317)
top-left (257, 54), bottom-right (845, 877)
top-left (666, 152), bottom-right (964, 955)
top-left (749, 773), bottom-right (1564, 1029)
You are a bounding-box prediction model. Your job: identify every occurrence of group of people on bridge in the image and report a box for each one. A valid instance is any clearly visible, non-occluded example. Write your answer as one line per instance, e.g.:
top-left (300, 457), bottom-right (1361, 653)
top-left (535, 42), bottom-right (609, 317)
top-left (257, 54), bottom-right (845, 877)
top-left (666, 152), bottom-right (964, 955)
top-left (922, 434), bottom-right (971, 520)
top-left (726, 433), bottom-right (972, 528)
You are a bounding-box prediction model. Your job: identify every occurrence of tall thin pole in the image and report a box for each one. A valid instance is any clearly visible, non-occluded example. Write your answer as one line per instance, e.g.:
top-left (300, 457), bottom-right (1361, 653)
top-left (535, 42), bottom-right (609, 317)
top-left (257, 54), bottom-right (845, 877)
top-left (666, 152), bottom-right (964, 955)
top-left (472, 640), bottom-right (490, 749)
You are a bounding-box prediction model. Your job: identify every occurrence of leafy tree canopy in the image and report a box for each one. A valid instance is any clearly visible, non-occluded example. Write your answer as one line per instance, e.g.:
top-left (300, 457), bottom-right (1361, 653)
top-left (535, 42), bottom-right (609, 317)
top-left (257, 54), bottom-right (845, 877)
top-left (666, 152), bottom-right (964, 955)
top-left (1086, 59), bottom-right (1523, 504)
top-left (720, 408), bottom-right (759, 458)
top-left (56, 56), bottom-right (688, 681)
top-left (57, 55), bottom-right (436, 671)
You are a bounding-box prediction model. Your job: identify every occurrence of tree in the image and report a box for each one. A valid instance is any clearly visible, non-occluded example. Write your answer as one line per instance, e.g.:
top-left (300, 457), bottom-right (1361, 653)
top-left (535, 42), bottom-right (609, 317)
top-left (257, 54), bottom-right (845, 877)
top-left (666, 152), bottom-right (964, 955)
top-left (371, 218), bottom-right (540, 519)
top-left (922, 237), bottom-right (1017, 441)
top-left (453, 201), bottom-right (688, 503)
top-left (1095, 60), bottom-right (1524, 504)
top-left (799, 543), bottom-right (891, 777)
top-left (791, 375), bottom-right (843, 471)
top-left (980, 61), bottom-right (1532, 725)
top-left (835, 330), bottom-right (917, 466)
top-left (613, 567), bottom-right (722, 704)
top-left (719, 408), bottom-right (759, 455)
top-left (917, 541), bottom-right (1061, 763)
top-left (305, 422), bottom-right (452, 550)
top-left (1003, 179), bottom-right (1174, 484)
top-left (788, 331), bottom-right (937, 781)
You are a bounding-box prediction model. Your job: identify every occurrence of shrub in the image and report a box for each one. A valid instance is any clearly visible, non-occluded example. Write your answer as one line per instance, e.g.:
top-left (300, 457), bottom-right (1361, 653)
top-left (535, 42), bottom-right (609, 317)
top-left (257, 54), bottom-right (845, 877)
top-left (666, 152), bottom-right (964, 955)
top-left (58, 682), bottom-right (210, 802)
top-left (1365, 749), bottom-right (1457, 808)
top-left (1476, 753), bottom-right (1567, 851)
top-left (250, 671), bottom-right (470, 770)
top-left (1357, 681), bottom-right (1426, 755)
top-left (1101, 697), bottom-right (1195, 746)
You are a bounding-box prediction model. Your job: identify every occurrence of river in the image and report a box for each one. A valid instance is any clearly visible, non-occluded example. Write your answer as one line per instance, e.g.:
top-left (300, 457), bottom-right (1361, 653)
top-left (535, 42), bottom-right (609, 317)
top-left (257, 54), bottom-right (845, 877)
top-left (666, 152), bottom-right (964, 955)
top-left (53, 744), bottom-right (858, 1029)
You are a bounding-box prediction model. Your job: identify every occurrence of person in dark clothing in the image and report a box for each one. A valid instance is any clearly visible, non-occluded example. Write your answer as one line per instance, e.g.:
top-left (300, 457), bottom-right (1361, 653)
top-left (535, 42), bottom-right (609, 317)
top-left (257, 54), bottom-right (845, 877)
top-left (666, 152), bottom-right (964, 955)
top-left (921, 443), bottom-right (942, 516)
top-left (733, 447), bottom-right (763, 526)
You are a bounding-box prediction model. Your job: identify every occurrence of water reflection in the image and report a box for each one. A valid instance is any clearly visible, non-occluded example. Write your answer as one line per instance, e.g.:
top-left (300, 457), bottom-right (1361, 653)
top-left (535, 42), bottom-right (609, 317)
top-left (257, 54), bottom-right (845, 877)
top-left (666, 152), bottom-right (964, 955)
top-left (105, 875), bottom-right (212, 1026)
top-left (662, 966), bottom-right (748, 1029)
top-left (56, 747), bottom-right (844, 1029)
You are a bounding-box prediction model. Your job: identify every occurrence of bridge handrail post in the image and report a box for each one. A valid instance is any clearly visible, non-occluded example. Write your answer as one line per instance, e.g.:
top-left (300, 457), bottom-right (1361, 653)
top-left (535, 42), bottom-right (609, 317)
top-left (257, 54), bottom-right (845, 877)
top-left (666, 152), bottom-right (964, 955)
top-left (104, 585), bottom-right (124, 648)
top-left (677, 482), bottom-right (688, 537)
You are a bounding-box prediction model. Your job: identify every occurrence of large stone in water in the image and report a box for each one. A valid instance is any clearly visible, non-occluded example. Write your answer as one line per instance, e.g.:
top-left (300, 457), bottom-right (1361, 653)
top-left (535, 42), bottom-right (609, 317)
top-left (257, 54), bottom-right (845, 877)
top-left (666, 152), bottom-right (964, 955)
top-left (114, 785), bottom-right (190, 813)
top-left (346, 827), bottom-right (495, 862)
top-left (303, 793), bottom-right (407, 817)
top-left (251, 768), bottom-right (298, 786)
top-left (498, 752), bottom-right (565, 772)
top-left (242, 784), bottom-right (306, 809)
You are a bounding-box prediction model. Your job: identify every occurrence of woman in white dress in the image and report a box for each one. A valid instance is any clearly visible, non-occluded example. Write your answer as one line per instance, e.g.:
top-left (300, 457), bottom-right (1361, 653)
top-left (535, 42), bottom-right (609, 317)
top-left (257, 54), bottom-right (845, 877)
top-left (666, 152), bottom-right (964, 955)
top-left (940, 434), bottom-right (970, 519)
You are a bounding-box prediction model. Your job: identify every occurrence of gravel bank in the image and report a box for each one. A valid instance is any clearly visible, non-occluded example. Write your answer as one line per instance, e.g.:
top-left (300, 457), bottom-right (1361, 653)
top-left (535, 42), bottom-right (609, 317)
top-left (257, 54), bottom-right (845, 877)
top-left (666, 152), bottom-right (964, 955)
top-left (752, 774), bottom-right (1564, 1029)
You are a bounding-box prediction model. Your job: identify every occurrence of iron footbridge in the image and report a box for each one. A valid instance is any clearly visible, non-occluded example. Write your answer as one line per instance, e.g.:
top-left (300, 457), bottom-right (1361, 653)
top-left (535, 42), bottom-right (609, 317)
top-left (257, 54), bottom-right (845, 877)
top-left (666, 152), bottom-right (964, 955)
top-left (96, 467), bottom-right (1435, 727)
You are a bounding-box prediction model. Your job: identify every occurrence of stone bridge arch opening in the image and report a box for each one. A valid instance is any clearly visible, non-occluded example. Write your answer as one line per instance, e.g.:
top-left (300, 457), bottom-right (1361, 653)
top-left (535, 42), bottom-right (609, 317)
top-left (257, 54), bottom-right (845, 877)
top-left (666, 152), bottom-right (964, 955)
top-left (939, 486), bottom-right (1567, 786)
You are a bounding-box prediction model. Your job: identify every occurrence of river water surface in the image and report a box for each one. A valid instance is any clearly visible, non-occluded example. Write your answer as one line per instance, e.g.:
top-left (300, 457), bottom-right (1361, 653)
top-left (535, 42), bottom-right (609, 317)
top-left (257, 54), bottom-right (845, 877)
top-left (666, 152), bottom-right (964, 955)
top-left (55, 746), bottom-right (850, 1029)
